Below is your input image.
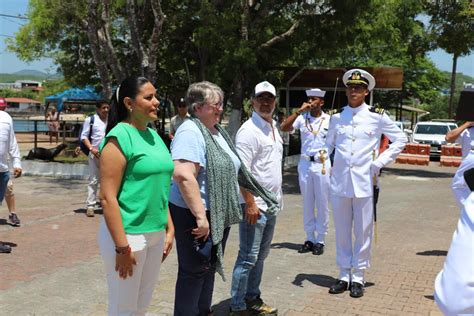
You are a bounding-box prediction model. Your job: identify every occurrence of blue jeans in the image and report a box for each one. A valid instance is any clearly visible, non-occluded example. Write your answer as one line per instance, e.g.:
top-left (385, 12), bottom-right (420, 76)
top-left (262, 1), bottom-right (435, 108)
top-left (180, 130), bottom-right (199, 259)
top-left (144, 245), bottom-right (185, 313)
top-left (169, 202), bottom-right (230, 316)
top-left (0, 172), bottom-right (10, 203)
top-left (230, 207), bottom-right (277, 311)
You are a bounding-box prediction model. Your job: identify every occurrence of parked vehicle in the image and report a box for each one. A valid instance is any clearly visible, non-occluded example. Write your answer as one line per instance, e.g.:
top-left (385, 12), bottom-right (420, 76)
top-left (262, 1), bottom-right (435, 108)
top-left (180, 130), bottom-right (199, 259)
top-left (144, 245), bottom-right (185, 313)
top-left (411, 121), bottom-right (458, 158)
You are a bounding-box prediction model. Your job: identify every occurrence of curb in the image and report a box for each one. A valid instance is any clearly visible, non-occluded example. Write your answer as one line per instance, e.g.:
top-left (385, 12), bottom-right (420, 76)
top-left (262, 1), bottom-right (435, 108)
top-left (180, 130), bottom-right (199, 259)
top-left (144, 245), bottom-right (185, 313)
top-left (22, 160), bottom-right (89, 180)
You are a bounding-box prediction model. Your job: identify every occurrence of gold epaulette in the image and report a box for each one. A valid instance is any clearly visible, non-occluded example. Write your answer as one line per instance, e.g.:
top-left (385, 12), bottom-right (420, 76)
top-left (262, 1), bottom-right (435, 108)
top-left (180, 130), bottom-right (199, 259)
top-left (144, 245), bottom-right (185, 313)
top-left (369, 106), bottom-right (385, 115)
top-left (328, 108), bottom-right (342, 116)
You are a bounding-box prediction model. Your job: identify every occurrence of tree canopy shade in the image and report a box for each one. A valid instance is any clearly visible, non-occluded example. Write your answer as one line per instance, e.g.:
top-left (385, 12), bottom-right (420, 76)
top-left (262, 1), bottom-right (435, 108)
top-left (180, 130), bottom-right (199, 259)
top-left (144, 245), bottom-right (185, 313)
top-left (426, 0), bottom-right (474, 118)
top-left (7, 0), bottom-right (454, 128)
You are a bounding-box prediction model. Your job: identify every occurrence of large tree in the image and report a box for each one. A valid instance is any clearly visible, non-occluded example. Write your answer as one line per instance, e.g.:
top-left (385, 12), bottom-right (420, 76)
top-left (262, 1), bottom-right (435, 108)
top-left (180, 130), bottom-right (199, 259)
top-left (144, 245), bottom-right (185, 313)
top-left (426, 0), bottom-right (474, 118)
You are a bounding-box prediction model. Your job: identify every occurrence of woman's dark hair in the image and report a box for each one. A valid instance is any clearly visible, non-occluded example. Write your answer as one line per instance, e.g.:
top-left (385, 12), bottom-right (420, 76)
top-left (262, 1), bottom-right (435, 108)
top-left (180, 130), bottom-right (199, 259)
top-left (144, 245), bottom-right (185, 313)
top-left (106, 76), bottom-right (150, 134)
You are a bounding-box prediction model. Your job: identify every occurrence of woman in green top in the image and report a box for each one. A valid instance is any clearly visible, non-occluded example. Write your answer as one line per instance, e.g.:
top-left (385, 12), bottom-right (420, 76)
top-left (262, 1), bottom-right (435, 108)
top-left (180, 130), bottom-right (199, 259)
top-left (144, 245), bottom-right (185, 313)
top-left (99, 76), bottom-right (174, 315)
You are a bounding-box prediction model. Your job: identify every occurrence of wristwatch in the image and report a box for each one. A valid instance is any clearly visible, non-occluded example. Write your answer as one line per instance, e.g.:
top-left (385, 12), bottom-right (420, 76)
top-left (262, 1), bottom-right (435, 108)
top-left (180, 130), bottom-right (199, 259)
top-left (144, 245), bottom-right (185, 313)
top-left (115, 245), bottom-right (131, 255)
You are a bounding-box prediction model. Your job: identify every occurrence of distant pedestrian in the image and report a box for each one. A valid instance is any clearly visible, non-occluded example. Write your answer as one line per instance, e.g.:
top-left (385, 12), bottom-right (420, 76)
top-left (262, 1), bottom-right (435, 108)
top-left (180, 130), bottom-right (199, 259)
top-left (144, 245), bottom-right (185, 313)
top-left (434, 168), bottom-right (474, 315)
top-left (80, 100), bottom-right (109, 217)
top-left (46, 107), bottom-right (60, 144)
top-left (99, 77), bottom-right (175, 315)
top-left (276, 111), bottom-right (290, 169)
top-left (280, 88), bottom-right (331, 256)
top-left (169, 98), bottom-right (189, 139)
top-left (445, 121), bottom-right (474, 207)
top-left (0, 108), bottom-right (22, 254)
top-left (326, 69), bottom-right (407, 298)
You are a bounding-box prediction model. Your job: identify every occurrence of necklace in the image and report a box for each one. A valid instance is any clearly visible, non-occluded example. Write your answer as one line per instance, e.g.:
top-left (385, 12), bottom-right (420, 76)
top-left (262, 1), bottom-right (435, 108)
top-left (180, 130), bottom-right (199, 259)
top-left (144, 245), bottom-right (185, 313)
top-left (305, 114), bottom-right (325, 136)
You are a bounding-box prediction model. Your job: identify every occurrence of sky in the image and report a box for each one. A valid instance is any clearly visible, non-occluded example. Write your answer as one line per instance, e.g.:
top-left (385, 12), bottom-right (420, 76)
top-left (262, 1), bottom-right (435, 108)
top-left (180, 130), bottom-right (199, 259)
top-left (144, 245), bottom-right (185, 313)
top-left (0, 0), bottom-right (473, 78)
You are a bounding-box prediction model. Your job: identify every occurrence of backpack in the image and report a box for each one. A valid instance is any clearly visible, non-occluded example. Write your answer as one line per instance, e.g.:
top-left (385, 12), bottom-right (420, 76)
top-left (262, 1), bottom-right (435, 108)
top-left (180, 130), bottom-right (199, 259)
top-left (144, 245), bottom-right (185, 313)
top-left (79, 114), bottom-right (95, 156)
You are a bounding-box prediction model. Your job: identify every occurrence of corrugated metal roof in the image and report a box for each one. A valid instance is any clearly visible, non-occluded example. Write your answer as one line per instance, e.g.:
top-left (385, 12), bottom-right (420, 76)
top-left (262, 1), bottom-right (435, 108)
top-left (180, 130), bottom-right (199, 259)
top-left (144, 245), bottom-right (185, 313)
top-left (5, 97), bottom-right (41, 104)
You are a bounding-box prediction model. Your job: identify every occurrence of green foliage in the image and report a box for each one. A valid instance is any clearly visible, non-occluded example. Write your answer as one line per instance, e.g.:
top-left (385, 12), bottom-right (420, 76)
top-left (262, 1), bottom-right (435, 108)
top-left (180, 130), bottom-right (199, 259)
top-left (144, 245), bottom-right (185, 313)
top-left (0, 89), bottom-right (37, 100)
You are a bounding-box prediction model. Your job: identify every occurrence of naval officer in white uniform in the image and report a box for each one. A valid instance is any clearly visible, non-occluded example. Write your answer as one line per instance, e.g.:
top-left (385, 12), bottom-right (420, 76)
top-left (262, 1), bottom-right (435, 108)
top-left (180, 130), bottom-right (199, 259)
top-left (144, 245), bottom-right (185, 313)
top-left (325, 69), bottom-right (407, 298)
top-left (445, 121), bottom-right (474, 208)
top-left (280, 88), bottom-right (331, 255)
top-left (434, 168), bottom-right (474, 316)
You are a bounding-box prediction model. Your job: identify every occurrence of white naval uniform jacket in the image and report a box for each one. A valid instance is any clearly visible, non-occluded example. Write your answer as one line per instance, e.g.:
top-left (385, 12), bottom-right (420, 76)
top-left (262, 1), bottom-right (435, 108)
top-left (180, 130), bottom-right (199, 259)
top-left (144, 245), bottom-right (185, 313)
top-left (325, 103), bottom-right (407, 198)
top-left (434, 192), bottom-right (474, 315)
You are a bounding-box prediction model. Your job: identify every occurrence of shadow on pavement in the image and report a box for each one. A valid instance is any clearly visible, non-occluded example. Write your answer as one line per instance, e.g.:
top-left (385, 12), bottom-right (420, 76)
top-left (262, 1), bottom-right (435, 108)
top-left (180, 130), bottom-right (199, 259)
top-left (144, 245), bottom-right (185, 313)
top-left (73, 208), bottom-right (103, 216)
top-left (416, 250), bottom-right (447, 256)
top-left (0, 219), bottom-right (14, 227)
top-left (424, 295), bottom-right (435, 301)
top-left (282, 167), bottom-right (300, 194)
top-left (2, 241), bottom-right (18, 247)
top-left (212, 298), bottom-right (230, 316)
top-left (292, 274), bottom-right (375, 289)
top-left (270, 242), bottom-right (301, 251)
top-left (382, 167), bottom-right (454, 179)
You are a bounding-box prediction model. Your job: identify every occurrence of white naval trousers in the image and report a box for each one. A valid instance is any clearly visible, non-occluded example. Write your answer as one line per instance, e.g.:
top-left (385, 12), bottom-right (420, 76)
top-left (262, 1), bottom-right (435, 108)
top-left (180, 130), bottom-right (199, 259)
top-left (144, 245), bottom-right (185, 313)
top-left (331, 195), bottom-right (373, 284)
top-left (87, 153), bottom-right (100, 207)
top-left (298, 158), bottom-right (331, 244)
top-left (98, 219), bottom-right (165, 316)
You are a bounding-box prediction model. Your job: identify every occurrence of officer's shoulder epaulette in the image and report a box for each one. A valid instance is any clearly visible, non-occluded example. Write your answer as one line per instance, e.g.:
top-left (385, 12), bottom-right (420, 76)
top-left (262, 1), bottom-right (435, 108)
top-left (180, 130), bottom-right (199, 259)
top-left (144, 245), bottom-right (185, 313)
top-left (369, 106), bottom-right (385, 115)
top-left (328, 108), bottom-right (343, 116)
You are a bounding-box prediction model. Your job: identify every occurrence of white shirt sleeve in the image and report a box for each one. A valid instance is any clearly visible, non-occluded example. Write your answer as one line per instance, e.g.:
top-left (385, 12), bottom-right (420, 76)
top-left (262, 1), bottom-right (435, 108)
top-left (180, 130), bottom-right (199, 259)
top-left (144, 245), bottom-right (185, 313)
top-left (9, 122), bottom-right (21, 169)
top-left (375, 113), bottom-right (407, 167)
top-left (325, 116), bottom-right (337, 154)
top-left (80, 116), bottom-right (91, 141)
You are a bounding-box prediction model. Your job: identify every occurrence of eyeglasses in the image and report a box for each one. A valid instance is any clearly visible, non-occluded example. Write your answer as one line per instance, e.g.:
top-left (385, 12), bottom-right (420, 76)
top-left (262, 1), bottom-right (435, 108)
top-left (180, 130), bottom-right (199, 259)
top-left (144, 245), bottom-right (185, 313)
top-left (347, 85), bottom-right (367, 92)
top-left (207, 102), bottom-right (224, 110)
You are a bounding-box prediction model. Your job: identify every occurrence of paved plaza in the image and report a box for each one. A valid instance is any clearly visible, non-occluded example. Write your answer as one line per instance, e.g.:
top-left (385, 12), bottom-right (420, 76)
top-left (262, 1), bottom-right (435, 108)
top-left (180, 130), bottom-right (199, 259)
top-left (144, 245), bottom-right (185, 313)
top-left (0, 163), bottom-right (460, 315)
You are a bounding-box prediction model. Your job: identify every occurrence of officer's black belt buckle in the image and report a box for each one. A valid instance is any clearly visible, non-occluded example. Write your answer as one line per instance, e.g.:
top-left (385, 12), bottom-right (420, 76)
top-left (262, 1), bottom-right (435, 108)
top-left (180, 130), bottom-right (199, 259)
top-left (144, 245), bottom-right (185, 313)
top-left (309, 156), bottom-right (315, 162)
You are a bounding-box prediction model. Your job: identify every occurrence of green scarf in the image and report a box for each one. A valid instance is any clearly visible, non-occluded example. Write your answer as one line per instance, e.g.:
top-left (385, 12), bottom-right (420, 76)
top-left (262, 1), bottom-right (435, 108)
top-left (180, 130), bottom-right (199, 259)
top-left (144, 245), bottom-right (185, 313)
top-left (190, 117), bottom-right (279, 280)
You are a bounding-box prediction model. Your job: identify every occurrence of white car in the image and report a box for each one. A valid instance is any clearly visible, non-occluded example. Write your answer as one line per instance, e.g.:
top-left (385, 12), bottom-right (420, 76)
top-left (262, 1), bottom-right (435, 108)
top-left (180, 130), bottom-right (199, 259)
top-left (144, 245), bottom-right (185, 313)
top-left (411, 121), bottom-right (458, 157)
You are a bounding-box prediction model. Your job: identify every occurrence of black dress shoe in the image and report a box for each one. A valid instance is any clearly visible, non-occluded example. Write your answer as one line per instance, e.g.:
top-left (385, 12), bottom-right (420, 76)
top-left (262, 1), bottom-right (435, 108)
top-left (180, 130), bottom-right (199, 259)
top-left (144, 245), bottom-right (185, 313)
top-left (0, 242), bottom-right (11, 254)
top-left (298, 241), bottom-right (314, 253)
top-left (350, 282), bottom-right (364, 298)
top-left (328, 279), bottom-right (349, 294)
top-left (312, 243), bottom-right (324, 255)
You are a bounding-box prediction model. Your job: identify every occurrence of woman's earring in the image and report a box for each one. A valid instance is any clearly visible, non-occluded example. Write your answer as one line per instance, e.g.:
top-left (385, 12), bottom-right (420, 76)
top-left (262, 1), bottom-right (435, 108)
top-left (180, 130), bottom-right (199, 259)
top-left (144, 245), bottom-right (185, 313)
top-left (129, 107), bottom-right (133, 113)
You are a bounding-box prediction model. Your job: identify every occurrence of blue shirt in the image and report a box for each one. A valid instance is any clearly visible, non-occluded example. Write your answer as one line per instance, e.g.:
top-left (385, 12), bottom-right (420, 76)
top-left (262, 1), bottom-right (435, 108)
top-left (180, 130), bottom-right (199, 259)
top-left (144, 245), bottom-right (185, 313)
top-left (169, 119), bottom-right (241, 209)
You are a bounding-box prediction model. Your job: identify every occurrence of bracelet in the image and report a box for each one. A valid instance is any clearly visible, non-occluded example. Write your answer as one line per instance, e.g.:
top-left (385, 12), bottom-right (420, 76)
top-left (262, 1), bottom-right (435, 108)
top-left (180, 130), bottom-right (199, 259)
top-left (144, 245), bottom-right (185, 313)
top-left (115, 245), bottom-right (131, 255)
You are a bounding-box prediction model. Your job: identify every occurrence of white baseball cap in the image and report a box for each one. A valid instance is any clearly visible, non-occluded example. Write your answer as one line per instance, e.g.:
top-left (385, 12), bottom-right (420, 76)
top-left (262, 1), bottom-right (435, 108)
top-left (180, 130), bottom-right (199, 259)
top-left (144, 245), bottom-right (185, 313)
top-left (254, 81), bottom-right (276, 97)
top-left (305, 88), bottom-right (326, 98)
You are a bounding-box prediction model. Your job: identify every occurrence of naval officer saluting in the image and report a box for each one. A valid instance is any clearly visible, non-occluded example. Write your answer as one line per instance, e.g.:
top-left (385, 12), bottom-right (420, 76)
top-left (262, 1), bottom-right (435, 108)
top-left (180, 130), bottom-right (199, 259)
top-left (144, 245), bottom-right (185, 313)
top-left (325, 69), bottom-right (407, 298)
top-left (434, 168), bottom-right (474, 315)
top-left (280, 88), bottom-right (331, 255)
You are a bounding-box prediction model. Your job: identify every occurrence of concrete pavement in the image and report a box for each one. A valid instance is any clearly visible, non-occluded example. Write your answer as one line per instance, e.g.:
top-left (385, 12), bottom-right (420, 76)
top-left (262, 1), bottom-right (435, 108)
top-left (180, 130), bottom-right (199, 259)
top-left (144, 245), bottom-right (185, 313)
top-left (0, 163), bottom-right (460, 315)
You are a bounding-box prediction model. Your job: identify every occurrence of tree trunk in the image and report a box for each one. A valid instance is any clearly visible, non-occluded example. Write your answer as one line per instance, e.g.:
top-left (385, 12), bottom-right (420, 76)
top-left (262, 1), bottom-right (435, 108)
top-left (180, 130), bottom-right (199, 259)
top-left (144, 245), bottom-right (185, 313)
top-left (86, 0), bottom-right (112, 98)
top-left (126, 0), bottom-right (147, 76)
top-left (448, 53), bottom-right (458, 119)
top-left (146, 0), bottom-right (165, 83)
top-left (100, 0), bottom-right (126, 82)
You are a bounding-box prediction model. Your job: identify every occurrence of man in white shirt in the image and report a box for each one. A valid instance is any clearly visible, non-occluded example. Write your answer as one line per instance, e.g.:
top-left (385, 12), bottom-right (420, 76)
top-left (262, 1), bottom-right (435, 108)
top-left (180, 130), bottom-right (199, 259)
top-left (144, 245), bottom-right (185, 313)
top-left (280, 88), bottom-right (331, 256)
top-left (0, 109), bottom-right (22, 253)
top-left (230, 81), bottom-right (282, 315)
top-left (325, 69), bottom-right (407, 298)
top-left (80, 100), bottom-right (109, 217)
top-left (434, 168), bottom-right (474, 315)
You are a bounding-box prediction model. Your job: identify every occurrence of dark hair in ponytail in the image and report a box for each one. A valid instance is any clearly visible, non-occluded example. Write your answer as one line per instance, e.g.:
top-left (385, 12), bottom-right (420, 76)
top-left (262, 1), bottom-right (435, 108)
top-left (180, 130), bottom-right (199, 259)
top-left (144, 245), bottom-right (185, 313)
top-left (106, 76), bottom-right (150, 134)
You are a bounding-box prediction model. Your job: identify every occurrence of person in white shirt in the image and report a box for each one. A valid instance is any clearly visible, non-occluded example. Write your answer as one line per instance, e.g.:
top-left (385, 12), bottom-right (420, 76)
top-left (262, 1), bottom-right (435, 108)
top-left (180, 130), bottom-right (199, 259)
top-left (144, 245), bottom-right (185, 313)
top-left (80, 100), bottom-right (109, 217)
top-left (230, 81), bottom-right (282, 315)
top-left (434, 168), bottom-right (474, 316)
top-left (325, 69), bottom-right (407, 298)
top-left (445, 121), bottom-right (474, 207)
top-left (0, 110), bottom-right (22, 253)
top-left (280, 88), bottom-right (331, 256)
